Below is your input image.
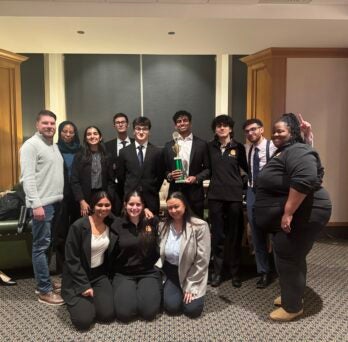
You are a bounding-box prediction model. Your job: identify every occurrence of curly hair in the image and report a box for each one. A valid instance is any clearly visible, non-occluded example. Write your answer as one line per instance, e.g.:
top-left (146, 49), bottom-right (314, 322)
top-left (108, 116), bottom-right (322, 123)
top-left (277, 113), bottom-right (304, 144)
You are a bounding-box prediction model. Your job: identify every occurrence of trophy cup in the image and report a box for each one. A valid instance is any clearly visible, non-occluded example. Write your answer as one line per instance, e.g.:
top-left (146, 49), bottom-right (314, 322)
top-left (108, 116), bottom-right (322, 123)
top-left (172, 132), bottom-right (186, 183)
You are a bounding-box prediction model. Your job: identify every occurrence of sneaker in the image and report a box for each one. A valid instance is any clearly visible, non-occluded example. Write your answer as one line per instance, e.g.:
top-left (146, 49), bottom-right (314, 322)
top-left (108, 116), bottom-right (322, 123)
top-left (35, 278), bottom-right (62, 295)
top-left (38, 291), bottom-right (65, 306)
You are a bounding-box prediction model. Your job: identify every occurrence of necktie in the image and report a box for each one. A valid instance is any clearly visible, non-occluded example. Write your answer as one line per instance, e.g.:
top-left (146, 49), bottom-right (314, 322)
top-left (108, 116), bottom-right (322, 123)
top-left (253, 147), bottom-right (260, 187)
top-left (120, 140), bottom-right (127, 149)
top-left (137, 145), bottom-right (144, 166)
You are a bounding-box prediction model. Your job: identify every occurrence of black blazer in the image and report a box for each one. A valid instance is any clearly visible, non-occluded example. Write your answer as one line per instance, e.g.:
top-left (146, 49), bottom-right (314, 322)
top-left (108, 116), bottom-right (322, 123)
top-left (116, 142), bottom-right (165, 214)
top-left (163, 135), bottom-right (210, 203)
top-left (70, 150), bottom-right (115, 205)
top-left (61, 216), bottom-right (117, 305)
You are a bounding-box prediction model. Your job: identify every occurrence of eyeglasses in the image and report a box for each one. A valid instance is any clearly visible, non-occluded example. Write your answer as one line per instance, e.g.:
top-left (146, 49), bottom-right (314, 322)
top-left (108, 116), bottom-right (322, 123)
top-left (244, 126), bottom-right (261, 134)
top-left (114, 121), bottom-right (127, 126)
top-left (134, 127), bottom-right (149, 132)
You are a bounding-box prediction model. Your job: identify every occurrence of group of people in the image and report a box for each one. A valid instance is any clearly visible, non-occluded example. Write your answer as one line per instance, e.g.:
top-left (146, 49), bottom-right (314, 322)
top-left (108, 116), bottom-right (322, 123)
top-left (19, 108), bottom-right (331, 329)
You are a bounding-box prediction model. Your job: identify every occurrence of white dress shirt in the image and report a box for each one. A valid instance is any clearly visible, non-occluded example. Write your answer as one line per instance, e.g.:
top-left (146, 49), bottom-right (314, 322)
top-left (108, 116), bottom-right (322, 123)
top-left (117, 137), bottom-right (131, 156)
top-left (134, 141), bottom-right (148, 160)
top-left (164, 224), bottom-right (183, 266)
top-left (177, 133), bottom-right (193, 176)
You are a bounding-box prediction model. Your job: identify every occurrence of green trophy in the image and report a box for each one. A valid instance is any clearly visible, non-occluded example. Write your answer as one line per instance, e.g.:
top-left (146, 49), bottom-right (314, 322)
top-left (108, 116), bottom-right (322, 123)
top-left (172, 132), bottom-right (186, 183)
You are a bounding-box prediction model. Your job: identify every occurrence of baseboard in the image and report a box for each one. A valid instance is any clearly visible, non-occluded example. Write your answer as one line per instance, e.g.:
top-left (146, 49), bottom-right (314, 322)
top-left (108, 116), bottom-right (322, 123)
top-left (319, 224), bottom-right (348, 239)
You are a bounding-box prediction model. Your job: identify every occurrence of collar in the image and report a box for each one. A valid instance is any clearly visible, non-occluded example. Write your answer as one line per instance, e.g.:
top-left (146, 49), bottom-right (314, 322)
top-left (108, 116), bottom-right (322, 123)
top-left (177, 133), bottom-right (193, 141)
top-left (135, 141), bottom-right (148, 149)
top-left (35, 132), bottom-right (54, 146)
top-left (119, 137), bottom-right (131, 144)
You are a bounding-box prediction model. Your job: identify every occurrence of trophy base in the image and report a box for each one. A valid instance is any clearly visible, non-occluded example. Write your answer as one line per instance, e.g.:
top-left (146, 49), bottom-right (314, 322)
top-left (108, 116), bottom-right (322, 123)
top-left (175, 179), bottom-right (187, 184)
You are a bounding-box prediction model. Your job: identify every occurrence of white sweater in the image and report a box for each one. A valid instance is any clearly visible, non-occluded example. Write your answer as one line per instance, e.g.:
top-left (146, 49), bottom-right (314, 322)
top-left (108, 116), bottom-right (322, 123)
top-left (20, 132), bottom-right (64, 208)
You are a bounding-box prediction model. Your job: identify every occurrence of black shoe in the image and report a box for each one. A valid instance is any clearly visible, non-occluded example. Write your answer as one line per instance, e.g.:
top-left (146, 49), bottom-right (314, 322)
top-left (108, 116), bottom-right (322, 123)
top-left (232, 276), bottom-right (242, 288)
top-left (256, 273), bottom-right (271, 289)
top-left (211, 274), bottom-right (222, 287)
top-left (0, 272), bottom-right (17, 286)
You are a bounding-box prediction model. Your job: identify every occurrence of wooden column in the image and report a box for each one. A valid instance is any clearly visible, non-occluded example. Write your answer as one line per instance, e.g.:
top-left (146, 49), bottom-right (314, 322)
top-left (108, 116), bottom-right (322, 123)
top-left (241, 48), bottom-right (286, 138)
top-left (0, 49), bottom-right (27, 191)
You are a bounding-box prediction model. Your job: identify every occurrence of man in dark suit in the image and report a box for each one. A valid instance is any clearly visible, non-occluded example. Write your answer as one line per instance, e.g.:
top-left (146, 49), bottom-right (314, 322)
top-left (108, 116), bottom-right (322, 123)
top-left (117, 117), bottom-right (165, 215)
top-left (105, 113), bottom-right (134, 214)
top-left (163, 110), bottom-right (210, 218)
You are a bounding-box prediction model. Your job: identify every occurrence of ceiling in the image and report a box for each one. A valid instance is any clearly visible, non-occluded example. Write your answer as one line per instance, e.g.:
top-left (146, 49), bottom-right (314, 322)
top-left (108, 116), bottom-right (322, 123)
top-left (1, 0), bottom-right (348, 54)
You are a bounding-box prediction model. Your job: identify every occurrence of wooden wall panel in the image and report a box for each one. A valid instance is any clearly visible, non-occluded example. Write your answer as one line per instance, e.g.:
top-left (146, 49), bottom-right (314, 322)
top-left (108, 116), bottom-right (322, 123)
top-left (0, 49), bottom-right (27, 191)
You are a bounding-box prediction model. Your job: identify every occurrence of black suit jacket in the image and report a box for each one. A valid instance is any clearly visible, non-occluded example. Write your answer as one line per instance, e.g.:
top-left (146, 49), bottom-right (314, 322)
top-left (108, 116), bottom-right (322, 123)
top-left (105, 137), bottom-right (135, 212)
top-left (117, 142), bottom-right (165, 214)
top-left (61, 215), bottom-right (117, 305)
top-left (70, 150), bottom-right (115, 205)
top-left (163, 135), bottom-right (210, 217)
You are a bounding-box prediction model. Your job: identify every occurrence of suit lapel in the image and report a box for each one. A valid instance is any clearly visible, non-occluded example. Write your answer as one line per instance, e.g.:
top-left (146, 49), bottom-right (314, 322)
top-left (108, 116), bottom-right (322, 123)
top-left (82, 218), bottom-right (92, 268)
top-left (179, 222), bottom-right (193, 264)
top-left (189, 136), bottom-right (197, 167)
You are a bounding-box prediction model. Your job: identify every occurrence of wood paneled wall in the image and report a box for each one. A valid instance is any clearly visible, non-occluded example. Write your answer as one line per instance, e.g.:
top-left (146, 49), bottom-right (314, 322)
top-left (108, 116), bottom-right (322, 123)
top-left (0, 49), bottom-right (27, 191)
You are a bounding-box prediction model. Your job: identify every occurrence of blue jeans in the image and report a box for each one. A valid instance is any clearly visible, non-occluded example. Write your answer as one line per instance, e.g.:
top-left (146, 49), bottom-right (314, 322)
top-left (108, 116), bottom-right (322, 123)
top-left (31, 203), bottom-right (57, 293)
top-left (246, 187), bottom-right (270, 274)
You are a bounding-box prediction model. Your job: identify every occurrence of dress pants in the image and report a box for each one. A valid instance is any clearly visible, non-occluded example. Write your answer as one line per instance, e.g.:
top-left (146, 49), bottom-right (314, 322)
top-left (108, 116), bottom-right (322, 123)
top-left (112, 269), bottom-right (162, 322)
top-left (272, 207), bottom-right (331, 313)
top-left (209, 200), bottom-right (244, 277)
top-left (246, 187), bottom-right (270, 274)
top-left (163, 261), bottom-right (204, 318)
top-left (67, 267), bottom-right (115, 331)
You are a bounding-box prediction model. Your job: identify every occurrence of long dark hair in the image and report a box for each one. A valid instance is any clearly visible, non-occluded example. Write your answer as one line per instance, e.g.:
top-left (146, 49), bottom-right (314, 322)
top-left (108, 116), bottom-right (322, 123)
top-left (123, 189), bottom-right (156, 256)
top-left (161, 192), bottom-right (195, 238)
top-left (276, 113), bottom-right (304, 145)
top-left (89, 191), bottom-right (113, 224)
top-left (57, 120), bottom-right (80, 154)
top-left (81, 125), bottom-right (107, 162)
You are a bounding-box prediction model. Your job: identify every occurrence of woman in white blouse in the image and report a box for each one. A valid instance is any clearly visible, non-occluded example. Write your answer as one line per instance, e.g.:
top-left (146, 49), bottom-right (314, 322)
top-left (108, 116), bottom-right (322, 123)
top-left (156, 192), bottom-right (211, 318)
top-left (61, 191), bottom-right (116, 330)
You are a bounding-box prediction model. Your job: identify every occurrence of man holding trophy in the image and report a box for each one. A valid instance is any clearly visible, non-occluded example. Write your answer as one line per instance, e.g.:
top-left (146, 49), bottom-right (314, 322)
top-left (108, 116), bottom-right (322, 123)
top-left (163, 110), bottom-right (210, 218)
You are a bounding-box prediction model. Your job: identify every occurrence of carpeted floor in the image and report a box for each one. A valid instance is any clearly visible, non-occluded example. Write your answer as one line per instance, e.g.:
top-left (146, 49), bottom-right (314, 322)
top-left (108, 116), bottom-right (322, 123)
top-left (1, 238), bottom-right (347, 342)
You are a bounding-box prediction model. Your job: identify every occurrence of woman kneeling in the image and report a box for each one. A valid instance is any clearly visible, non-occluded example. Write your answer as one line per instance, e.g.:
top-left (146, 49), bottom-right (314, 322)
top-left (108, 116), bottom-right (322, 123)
top-left (157, 192), bottom-right (211, 318)
top-left (61, 191), bottom-right (115, 330)
top-left (111, 190), bottom-right (161, 322)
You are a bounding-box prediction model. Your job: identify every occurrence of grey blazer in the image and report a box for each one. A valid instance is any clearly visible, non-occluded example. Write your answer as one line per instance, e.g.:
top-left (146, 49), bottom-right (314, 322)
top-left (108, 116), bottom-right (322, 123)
top-left (156, 217), bottom-right (211, 299)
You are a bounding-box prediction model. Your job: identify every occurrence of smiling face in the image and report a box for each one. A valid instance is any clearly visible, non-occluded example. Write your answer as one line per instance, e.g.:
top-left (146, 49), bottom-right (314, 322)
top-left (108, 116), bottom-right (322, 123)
top-left (272, 121), bottom-right (292, 148)
top-left (85, 127), bottom-right (101, 147)
top-left (244, 123), bottom-right (264, 144)
top-left (36, 115), bottom-right (56, 141)
top-left (93, 197), bottom-right (112, 219)
top-left (167, 198), bottom-right (186, 222)
top-left (60, 124), bottom-right (75, 144)
top-left (215, 123), bottom-right (232, 140)
top-left (125, 195), bottom-right (144, 220)
top-left (175, 115), bottom-right (192, 137)
top-left (134, 125), bottom-right (149, 145)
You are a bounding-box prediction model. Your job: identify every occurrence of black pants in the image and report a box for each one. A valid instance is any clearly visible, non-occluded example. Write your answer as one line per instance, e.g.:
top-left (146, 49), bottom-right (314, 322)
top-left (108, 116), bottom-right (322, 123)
top-left (163, 261), bottom-right (204, 318)
top-left (209, 200), bottom-right (244, 277)
top-left (272, 207), bottom-right (331, 313)
top-left (112, 269), bottom-right (162, 322)
top-left (67, 267), bottom-right (114, 330)
top-left (54, 194), bottom-right (79, 274)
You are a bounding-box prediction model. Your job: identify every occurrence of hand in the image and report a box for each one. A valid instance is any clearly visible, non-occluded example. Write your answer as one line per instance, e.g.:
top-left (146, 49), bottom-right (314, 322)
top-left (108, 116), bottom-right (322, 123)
top-left (281, 213), bottom-right (293, 234)
top-left (171, 169), bottom-right (183, 181)
top-left (82, 288), bottom-right (94, 297)
top-left (144, 208), bottom-right (154, 219)
top-left (297, 113), bottom-right (313, 142)
top-left (80, 200), bottom-right (90, 216)
top-left (33, 207), bottom-right (45, 221)
top-left (183, 292), bottom-right (194, 304)
top-left (185, 176), bottom-right (197, 184)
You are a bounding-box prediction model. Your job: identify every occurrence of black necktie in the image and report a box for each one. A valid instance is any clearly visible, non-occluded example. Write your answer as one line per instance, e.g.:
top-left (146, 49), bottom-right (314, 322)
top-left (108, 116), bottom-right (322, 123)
top-left (120, 140), bottom-right (127, 149)
top-left (137, 145), bottom-right (144, 166)
top-left (253, 147), bottom-right (260, 187)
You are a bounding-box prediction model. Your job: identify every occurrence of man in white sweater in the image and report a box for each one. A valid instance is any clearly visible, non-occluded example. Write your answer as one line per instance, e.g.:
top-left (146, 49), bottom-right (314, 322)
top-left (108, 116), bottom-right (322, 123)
top-left (20, 110), bottom-right (64, 305)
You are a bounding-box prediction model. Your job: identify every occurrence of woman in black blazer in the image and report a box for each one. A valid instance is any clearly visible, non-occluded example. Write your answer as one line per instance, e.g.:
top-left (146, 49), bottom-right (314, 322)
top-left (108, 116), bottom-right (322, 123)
top-left (71, 126), bottom-right (115, 216)
top-left (61, 191), bottom-right (116, 330)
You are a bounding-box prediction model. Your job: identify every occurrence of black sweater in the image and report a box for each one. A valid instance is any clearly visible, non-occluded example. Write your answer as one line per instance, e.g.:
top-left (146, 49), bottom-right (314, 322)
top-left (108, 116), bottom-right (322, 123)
top-left (111, 216), bottom-right (159, 275)
top-left (207, 138), bottom-right (248, 201)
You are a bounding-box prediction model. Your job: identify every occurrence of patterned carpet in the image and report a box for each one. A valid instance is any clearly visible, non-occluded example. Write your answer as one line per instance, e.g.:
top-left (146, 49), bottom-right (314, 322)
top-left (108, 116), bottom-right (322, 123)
top-left (1, 238), bottom-right (347, 342)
